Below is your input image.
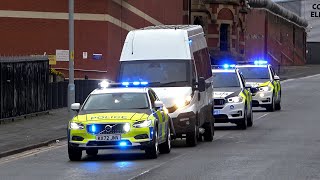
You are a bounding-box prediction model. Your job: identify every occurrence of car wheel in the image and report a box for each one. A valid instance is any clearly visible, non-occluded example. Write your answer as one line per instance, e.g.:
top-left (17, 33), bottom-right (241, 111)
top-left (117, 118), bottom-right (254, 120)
top-left (266, 94), bottom-right (276, 112)
top-left (203, 110), bottom-right (214, 142)
top-left (86, 149), bottom-right (98, 156)
top-left (145, 128), bottom-right (159, 159)
top-left (186, 123), bottom-right (198, 147)
top-left (247, 106), bottom-right (253, 127)
top-left (68, 143), bottom-right (82, 161)
top-left (275, 94), bottom-right (281, 111)
top-left (159, 126), bottom-right (171, 154)
top-left (237, 108), bottom-right (247, 130)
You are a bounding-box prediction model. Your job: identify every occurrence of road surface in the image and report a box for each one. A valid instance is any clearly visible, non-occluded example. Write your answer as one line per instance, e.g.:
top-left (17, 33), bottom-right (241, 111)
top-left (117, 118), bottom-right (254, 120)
top-left (1, 74), bottom-right (320, 180)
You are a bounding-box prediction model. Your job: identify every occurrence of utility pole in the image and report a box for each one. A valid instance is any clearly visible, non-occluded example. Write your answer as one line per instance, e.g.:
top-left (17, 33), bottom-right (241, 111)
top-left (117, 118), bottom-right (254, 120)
top-left (68, 0), bottom-right (75, 117)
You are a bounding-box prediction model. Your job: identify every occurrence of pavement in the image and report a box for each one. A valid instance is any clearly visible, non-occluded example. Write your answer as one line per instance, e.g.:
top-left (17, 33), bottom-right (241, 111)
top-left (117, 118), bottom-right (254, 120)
top-left (0, 65), bottom-right (319, 158)
top-left (0, 70), bottom-right (320, 179)
top-left (0, 108), bottom-right (69, 158)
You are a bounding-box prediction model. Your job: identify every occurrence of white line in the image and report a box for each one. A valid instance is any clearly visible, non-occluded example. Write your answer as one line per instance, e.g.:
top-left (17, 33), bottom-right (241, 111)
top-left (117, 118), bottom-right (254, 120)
top-left (128, 133), bottom-right (229, 180)
top-left (0, 10), bottom-right (135, 31)
top-left (0, 143), bottom-right (67, 165)
top-left (281, 73), bottom-right (320, 84)
top-left (254, 113), bottom-right (270, 123)
top-left (112, 0), bottom-right (163, 26)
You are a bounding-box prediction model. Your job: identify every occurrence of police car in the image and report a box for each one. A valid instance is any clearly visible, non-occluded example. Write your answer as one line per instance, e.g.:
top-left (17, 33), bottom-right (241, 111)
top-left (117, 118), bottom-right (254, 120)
top-left (68, 81), bottom-right (174, 161)
top-left (212, 65), bottom-right (253, 129)
top-left (236, 61), bottom-right (281, 112)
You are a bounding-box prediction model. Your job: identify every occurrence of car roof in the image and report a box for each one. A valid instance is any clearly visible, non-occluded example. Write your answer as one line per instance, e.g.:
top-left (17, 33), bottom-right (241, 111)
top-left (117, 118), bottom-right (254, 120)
top-left (236, 64), bottom-right (269, 68)
top-left (212, 69), bottom-right (237, 73)
top-left (91, 87), bottom-right (149, 95)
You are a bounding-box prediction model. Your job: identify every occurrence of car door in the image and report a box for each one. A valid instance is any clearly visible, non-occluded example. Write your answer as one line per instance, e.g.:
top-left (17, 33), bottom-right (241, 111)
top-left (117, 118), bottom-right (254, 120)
top-left (149, 90), bottom-right (166, 141)
top-left (269, 66), bottom-right (280, 99)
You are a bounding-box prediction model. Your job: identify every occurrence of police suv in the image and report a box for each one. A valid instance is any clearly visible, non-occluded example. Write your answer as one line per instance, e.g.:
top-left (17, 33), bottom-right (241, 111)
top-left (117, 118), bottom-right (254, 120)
top-left (212, 65), bottom-right (253, 129)
top-left (68, 81), bottom-right (174, 161)
top-left (236, 61), bottom-right (282, 112)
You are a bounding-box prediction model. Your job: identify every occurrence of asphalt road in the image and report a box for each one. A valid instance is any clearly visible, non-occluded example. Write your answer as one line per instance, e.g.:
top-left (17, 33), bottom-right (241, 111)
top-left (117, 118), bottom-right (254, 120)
top-left (1, 74), bottom-right (320, 180)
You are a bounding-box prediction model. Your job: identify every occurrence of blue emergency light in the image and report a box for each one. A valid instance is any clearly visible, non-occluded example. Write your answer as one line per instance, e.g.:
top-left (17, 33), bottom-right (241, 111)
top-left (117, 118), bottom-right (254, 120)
top-left (223, 64), bottom-right (236, 69)
top-left (121, 81), bottom-right (149, 87)
top-left (254, 60), bottom-right (268, 65)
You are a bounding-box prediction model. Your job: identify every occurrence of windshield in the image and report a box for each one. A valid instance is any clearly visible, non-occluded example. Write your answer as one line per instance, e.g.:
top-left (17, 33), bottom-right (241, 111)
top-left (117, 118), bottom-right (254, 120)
top-left (213, 72), bottom-right (240, 88)
top-left (238, 67), bottom-right (270, 79)
top-left (82, 93), bottom-right (149, 111)
top-left (118, 60), bottom-right (191, 87)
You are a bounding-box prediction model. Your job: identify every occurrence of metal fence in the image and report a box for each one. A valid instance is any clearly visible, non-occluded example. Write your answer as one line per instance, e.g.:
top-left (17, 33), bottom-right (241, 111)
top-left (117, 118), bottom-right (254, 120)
top-left (47, 80), bottom-right (99, 110)
top-left (0, 56), bottom-right (49, 119)
top-left (0, 56), bottom-right (100, 120)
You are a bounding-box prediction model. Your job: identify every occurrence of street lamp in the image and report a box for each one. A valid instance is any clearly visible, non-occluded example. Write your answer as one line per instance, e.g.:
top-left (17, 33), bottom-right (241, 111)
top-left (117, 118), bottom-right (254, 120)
top-left (68, 0), bottom-right (75, 118)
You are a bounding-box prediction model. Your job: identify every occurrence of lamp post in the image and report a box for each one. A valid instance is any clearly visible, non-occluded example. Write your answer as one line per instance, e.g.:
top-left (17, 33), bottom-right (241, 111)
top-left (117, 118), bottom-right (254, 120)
top-left (68, 0), bottom-right (75, 118)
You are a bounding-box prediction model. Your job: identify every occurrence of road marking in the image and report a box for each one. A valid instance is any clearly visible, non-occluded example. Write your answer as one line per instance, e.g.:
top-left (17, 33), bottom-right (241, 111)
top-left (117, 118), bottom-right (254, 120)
top-left (255, 113), bottom-right (270, 122)
top-left (282, 73), bottom-right (320, 84)
top-left (128, 132), bottom-right (231, 180)
top-left (0, 142), bottom-right (67, 165)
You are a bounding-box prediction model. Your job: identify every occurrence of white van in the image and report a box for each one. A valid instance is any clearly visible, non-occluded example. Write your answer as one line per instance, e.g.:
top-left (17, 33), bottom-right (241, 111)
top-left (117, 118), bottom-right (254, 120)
top-left (117, 25), bottom-right (214, 146)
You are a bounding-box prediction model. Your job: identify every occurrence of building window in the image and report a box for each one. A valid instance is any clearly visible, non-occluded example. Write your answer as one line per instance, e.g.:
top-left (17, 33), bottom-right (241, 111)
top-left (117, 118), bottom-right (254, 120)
top-left (220, 24), bottom-right (229, 51)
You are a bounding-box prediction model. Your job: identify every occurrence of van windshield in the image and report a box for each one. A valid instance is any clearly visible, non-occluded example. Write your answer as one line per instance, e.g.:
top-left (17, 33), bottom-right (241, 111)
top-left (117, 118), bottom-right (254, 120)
top-left (118, 60), bottom-right (191, 87)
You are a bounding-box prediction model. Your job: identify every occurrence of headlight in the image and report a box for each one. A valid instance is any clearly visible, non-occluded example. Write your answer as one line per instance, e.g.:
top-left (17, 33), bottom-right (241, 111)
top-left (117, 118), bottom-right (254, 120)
top-left (227, 96), bottom-right (243, 103)
top-left (175, 95), bottom-right (192, 109)
top-left (123, 123), bottom-right (131, 132)
top-left (133, 120), bottom-right (152, 128)
top-left (259, 86), bottom-right (272, 92)
top-left (70, 122), bottom-right (84, 130)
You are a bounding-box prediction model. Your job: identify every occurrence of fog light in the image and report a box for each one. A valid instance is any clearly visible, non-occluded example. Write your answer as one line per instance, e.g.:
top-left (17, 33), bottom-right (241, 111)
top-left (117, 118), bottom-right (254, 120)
top-left (260, 93), bottom-right (265, 98)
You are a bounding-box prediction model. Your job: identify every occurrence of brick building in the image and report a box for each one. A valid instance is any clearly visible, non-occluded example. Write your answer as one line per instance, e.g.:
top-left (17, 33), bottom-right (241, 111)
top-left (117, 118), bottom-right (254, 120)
top-left (191, 0), bottom-right (307, 66)
top-left (0, 0), bottom-right (186, 80)
top-left (191, 0), bottom-right (248, 64)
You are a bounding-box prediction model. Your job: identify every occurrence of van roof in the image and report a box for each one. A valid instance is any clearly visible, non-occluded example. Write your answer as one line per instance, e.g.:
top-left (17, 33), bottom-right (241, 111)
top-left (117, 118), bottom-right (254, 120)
top-left (120, 25), bottom-right (207, 61)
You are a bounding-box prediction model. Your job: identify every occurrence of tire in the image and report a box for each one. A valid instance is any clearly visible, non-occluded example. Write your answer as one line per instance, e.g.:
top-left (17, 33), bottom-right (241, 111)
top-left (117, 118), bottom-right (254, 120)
top-left (275, 94), bottom-right (281, 111)
top-left (247, 105), bottom-right (253, 127)
top-left (237, 108), bottom-right (247, 130)
top-left (86, 149), bottom-right (98, 156)
top-left (186, 123), bottom-right (198, 147)
top-left (203, 120), bottom-right (213, 142)
top-left (145, 128), bottom-right (159, 159)
top-left (68, 144), bottom-right (82, 161)
top-left (159, 126), bottom-right (171, 154)
top-left (266, 94), bottom-right (275, 112)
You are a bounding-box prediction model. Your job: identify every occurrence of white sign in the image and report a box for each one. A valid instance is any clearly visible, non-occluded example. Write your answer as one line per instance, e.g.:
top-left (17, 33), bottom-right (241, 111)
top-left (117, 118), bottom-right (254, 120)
top-left (83, 52), bottom-right (88, 59)
top-left (56, 50), bottom-right (69, 61)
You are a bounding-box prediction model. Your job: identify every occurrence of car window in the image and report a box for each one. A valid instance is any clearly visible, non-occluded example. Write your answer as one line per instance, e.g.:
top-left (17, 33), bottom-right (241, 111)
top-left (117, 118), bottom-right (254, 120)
top-left (212, 72), bottom-right (240, 88)
top-left (237, 67), bottom-right (270, 79)
top-left (82, 93), bottom-right (149, 110)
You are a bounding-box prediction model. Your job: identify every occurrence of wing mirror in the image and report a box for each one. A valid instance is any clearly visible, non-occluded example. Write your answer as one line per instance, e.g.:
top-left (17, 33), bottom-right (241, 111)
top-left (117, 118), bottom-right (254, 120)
top-left (71, 103), bottom-right (81, 111)
top-left (274, 75), bottom-right (280, 81)
top-left (154, 101), bottom-right (164, 109)
top-left (198, 77), bottom-right (206, 92)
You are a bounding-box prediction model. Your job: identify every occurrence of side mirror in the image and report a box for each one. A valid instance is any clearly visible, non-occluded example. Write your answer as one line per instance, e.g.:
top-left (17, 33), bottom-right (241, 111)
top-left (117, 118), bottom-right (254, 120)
top-left (274, 75), bottom-right (280, 81)
top-left (71, 103), bottom-right (81, 111)
top-left (197, 77), bottom-right (206, 92)
top-left (154, 101), bottom-right (164, 109)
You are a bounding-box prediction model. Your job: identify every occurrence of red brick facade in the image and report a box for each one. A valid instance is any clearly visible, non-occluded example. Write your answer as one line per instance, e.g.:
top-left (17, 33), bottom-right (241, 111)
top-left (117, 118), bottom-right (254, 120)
top-left (246, 9), bottom-right (307, 66)
top-left (0, 0), bottom-right (184, 80)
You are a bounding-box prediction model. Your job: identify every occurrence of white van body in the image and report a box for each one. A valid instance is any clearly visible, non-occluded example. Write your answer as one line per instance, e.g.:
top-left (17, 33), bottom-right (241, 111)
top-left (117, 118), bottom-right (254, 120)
top-left (118, 25), bottom-right (214, 146)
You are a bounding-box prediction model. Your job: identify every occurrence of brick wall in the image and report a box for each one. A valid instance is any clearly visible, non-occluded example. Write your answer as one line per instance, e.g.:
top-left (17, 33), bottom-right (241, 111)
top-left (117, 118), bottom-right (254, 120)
top-left (0, 0), bottom-right (184, 80)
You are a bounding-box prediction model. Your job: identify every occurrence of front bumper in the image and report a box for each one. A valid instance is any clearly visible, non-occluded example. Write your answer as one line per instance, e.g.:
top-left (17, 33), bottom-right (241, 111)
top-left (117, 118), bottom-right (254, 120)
top-left (252, 91), bottom-right (273, 107)
top-left (68, 126), bottom-right (153, 150)
top-left (214, 102), bottom-right (245, 123)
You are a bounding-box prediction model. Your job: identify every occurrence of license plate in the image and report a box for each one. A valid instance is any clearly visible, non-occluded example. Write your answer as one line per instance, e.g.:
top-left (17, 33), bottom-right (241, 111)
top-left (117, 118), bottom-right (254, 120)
top-left (96, 134), bottom-right (121, 141)
top-left (213, 110), bottom-right (220, 115)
